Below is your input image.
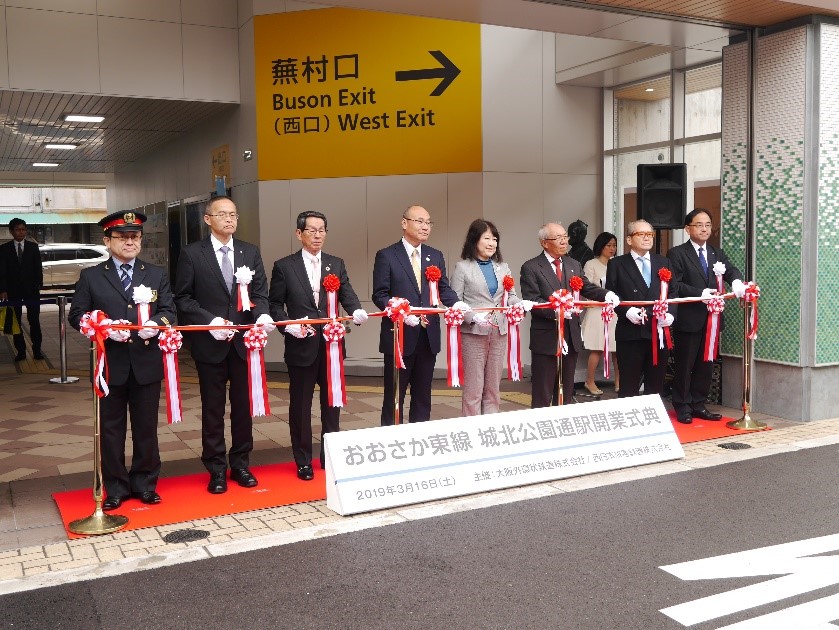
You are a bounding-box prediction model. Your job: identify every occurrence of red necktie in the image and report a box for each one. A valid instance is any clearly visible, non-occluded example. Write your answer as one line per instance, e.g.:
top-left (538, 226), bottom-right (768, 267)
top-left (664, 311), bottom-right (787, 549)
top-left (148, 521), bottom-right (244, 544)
top-left (552, 258), bottom-right (563, 284)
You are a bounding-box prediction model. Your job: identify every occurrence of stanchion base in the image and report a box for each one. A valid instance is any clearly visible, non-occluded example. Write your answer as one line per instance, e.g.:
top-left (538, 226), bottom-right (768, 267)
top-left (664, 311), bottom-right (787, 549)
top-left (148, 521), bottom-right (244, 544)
top-left (69, 509), bottom-right (129, 535)
top-left (726, 415), bottom-right (768, 432)
top-left (49, 377), bottom-right (80, 384)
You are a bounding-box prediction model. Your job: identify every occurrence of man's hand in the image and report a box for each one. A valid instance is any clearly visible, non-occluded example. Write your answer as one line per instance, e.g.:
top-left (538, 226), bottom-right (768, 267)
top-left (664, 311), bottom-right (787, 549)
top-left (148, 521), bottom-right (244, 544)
top-left (701, 288), bottom-right (717, 303)
top-left (352, 309), bottom-right (369, 325)
top-left (471, 312), bottom-right (491, 326)
top-left (452, 301), bottom-right (471, 312)
top-left (256, 314), bottom-right (276, 333)
top-left (209, 317), bottom-right (235, 341)
top-left (404, 314), bottom-right (421, 327)
top-left (657, 312), bottom-right (674, 327)
top-left (518, 300), bottom-right (535, 312)
top-left (108, 319), bottom-right (132, 342)
top-left (284, 323), bottom-right (308, 338)
top-left (604, 291), bottom-right (620, 307)
top-left (626, 307), bottom-right (645, 325)
top-left (138, 320), bottom-right (159, 340)
top-left (731, 279), bottom-right (746, 299)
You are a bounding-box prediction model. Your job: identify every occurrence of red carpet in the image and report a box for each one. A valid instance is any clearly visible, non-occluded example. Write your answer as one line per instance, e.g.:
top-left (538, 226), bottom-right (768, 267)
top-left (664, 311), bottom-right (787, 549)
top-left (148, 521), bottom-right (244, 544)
top-left (53, 460), bottom-right (326, 539)
top-left (668, 411), bottom-right (769, 444)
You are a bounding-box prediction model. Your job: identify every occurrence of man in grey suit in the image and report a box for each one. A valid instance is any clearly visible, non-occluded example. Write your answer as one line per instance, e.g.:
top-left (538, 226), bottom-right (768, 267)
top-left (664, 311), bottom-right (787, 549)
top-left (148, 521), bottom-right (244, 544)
top-left (520, 222), bottom-right (618, 407)
top-left (174, 196), bottom-right (275, 494)
top-left (269, 211), bottom-right (368, 480)
top-left (69, 210), bottom-right (176, 510)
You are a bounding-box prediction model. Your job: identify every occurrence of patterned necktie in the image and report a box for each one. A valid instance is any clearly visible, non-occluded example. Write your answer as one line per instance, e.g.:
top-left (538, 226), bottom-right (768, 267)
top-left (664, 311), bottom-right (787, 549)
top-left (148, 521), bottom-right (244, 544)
top-left (552, 258), bottom-right (563, 284)
top-left (411, 248), bottom-right (421, 287)
top-left (698, 246), bottom-right (709, 278)
top-left (219, 245), bottom-right (233, 293)
top-left (120, 263), bottom-right (132, 293)
top-left (639, 256), bottom-right (651, 287)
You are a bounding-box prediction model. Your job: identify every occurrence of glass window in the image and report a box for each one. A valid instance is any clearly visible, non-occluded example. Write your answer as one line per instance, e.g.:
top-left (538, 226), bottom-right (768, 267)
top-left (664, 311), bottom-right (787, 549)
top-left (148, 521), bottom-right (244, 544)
top-left (613, 148), bottom-right (672, 253)
top-left (79, 248), bottom-right (104, 259)
top-left (684, 139), bottom-right (722, 249)
top-left (51, 249), bottom-right (77, 262)
top-left (614, 75), bottom-right (671, 148)
top-left (685, 64), bottom-right (721, 137)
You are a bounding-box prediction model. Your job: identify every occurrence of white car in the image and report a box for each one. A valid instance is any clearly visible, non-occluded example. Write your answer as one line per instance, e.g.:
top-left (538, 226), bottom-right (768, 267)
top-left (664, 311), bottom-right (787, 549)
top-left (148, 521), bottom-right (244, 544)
top-left (39, 243), bottom-right (109, 290)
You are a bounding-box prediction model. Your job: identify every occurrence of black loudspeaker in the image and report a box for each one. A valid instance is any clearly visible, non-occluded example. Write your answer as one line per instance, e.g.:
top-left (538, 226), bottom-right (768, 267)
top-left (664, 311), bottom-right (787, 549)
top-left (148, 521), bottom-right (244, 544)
top-left (637, 163), bottom-right (687, 229)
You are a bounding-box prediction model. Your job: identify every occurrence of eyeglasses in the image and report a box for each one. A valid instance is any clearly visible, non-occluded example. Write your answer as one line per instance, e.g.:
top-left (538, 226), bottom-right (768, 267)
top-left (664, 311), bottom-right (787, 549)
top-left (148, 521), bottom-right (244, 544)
top-left (302, 228), bottom-right (328, 235)
top-left (688, 222), bottom-right (712, 229)
top-left (208, 212), bottom-right (239, 220)
top-left (108, 233), bottom-right (142, 242)
top-left (543, 235), bottom-right (569, 241)
top-left (630, 232), bottom-right (656, 238)
top-left (405, 218), bottom-right (433, 227)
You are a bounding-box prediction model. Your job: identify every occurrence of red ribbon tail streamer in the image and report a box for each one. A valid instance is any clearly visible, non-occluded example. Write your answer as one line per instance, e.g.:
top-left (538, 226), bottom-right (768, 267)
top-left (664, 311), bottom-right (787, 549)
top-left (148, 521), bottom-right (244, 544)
top-left (651, 319), bottom-right (659, 366)
top-left (92, 334), bottom-right (109, 398)
top-left (325, 339), bottom-right (346, 407)
top-left (556, 309), bottom-right (565, 357)
top-left (447, 323), bottom-right (463, 387)
top-left (162, 351), bottom-right (183, 424)
top-left (602, 320), bottom-right (611, 380)
top-left (704, 313), bottom-right (720, 361)
top-left (394, 319), bottom-right (406, 369)
top-left (507, 322), bottom-right (522, 381)
top-left (247, 348), bottom-right (271, 417)
top-left (748, 299), bottom-right (759, 339)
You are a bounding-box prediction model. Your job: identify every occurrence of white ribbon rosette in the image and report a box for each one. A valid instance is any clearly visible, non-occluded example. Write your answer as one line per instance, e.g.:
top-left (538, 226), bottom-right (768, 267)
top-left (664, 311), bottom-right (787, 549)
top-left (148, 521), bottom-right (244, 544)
top-left (234, 266), bottom-right (256, 312)
top-left (132, 284), bottom-right (154, 324)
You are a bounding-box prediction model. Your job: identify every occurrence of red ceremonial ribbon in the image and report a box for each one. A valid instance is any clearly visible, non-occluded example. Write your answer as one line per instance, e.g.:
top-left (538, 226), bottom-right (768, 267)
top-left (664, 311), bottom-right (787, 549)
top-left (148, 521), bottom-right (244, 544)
top-left (569, 276), bottom-right (584, 316)
top-left (548, 290), bottom-right (574, 356)
top-left (651, 268), bottom-right (674, 365)
top-left (444, 307), bottom-right (465, 387)
top-left (386, 297), bottom-right (411, 368)
top-left (242, 327), bottom-right (271, 417)
top-left (158, 329), bottom-right (183, 424)
top-left (502, 275), bottom-right (514, 307)
top-left (425, 265), bottom-right (442, 306)
top-left (323, 274), bottom-right (340, 317)
top-left (744, 282), bottom-right (760, 339)
top-left (505, 304), bottom-right (525, 381)
top-left (704, 295), bottom-right (726, 360)
top-left (601, 303), bottom-right (615, 379)
top-left (322, 321), bottom-right (347, 407)
top-left (79, 310), bottom-right (112, 398)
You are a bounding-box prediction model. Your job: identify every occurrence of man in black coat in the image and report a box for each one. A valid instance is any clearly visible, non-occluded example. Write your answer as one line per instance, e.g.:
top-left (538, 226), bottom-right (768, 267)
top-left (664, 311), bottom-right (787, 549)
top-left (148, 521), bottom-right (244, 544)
top-left (667, 208), bottom-right (746, 424)
top-left (605, 220), bottom-right (677, 399)
top-left (174, 196), bottom-right (274, 494)
top-left (0, 218), bottom-right (43, 361)
top-left (269, 211), bottom-right (368, 480)
top-left (69, 211), bottom-right (176, 511)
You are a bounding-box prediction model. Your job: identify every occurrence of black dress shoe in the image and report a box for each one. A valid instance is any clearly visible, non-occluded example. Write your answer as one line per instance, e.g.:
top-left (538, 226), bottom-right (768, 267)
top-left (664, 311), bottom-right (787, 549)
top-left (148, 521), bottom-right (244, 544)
top-left (693, 407), bottom-right (722, 421)
top-left (103, 495), bottom-right (126, 511)
top-left (14, 353), bottom-right (25, 362)
top-left (675, 411), bottom-right (693, 425)
top-left (297, 465), bottom-right (314, 481)
top-left (132, 491), bottom-right (161, 504)
top-left (33, 352), bottom-right (44, 360)
top-left (230, 467), bottom-right (258, 488)
top-left (207, 471), bottom-right (228, 494)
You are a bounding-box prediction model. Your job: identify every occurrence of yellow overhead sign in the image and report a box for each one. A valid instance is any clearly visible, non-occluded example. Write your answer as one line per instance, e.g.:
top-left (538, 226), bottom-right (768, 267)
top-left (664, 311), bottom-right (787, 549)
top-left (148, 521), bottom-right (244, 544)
top-left (254, 9), bottom-right (482, 180)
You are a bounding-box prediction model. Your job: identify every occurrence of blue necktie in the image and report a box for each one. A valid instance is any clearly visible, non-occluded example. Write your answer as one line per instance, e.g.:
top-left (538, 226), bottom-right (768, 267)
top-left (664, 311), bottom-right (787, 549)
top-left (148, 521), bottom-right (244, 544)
top-left (120, 263), bottom-right (132, 293)
top-left (698, 246), bottom-right (708, 277)
top-left (639, 257), bottom-right (650, 287)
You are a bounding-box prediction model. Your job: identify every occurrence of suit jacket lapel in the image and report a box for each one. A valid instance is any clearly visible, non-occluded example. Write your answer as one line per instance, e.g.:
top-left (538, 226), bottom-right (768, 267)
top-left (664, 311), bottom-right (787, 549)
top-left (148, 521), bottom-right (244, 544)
top-left (626, 255), bottom-right (649, 295)
top-left (396, 243), bottom-right (420, 298)
top-left (103, 261), bottom-right (129, 300)
top-left (292, 250), bottom-right (317, 308)
top-left (538, 256), bottom-right (561, 292)
top-left (202, 237), bottom-right (229, 293)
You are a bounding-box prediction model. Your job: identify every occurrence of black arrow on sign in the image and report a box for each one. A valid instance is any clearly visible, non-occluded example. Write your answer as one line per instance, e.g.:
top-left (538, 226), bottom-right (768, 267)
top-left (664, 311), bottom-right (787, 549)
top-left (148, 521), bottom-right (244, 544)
top-left (395, 50), bottom-right (461, 96)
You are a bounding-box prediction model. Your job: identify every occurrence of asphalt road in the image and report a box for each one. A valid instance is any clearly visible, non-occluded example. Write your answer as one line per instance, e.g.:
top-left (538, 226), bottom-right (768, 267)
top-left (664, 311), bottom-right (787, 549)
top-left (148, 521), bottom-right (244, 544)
top-left (3, 444), bottom-right (839, 630)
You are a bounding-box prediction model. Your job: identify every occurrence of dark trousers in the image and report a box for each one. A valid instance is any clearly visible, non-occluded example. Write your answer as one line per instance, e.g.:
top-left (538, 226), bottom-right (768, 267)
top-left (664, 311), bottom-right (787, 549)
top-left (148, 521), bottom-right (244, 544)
top-left (195, 347), bottom-right (253, 473)
top-left (531, 350), bottom-right (578, 408)
top-left (381, 329), bottom-right (435, 425)
top-left (11, 300), bottom-right (41, 356)
top-left (615, 339), bottom-right (668, 398)
top-left (287, 340), bottom-right (340, 468)
top-left (671, 328), bottom-right (714, 412)
top-left (98, 370), bottom-right (162, 499)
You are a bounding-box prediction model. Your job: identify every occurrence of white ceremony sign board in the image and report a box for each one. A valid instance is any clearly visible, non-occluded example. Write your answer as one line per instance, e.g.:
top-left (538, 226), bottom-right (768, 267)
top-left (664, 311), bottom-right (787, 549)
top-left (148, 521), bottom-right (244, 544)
top-left (324, 394), bottom-right (684, 516)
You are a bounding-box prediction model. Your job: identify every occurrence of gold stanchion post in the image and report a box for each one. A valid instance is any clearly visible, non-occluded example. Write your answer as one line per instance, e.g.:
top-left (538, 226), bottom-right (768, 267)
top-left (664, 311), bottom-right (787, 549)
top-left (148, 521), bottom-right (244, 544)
top-left (556, 317), bottom-right (564, 406)
top-left (727, 298), bottom-right (766, 431)
top-left (69, 341), bottom-right (129, 535)
top-left (393, 323), bottom-right (401, 424)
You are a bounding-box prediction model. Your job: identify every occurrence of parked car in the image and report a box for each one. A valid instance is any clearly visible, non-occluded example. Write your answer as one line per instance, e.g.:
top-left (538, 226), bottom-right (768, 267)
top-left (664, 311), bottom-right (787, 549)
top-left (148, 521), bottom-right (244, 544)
top-left (39, 243), bottom-right (109, 290)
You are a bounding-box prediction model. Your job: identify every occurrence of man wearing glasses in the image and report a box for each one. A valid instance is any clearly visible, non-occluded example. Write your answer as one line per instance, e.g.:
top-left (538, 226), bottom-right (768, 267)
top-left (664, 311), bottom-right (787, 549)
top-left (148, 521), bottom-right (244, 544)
top-left (174, 196), bottom-right (274, 494)
top-left (372, 205), bottom-right (468, 424)
top-left (521, 222), bottom-right (617, 406)
top-left (605, 220), bottom-right (676, 399)
top-left (269, 211), bottom-right (368, 480)
top-left (69, 211), bottom-right (176, 510)
top-left (667, 208), bottom-right (746, 424)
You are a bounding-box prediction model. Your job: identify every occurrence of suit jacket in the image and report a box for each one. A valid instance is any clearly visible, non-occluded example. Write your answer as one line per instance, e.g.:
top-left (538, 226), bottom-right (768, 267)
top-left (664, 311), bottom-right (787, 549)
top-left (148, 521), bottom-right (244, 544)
top-left (269, 250), bottom-right (362, 367)
top-left (0, 239), bottom-right (43, 298)
top-left (667, 241), bottom-right (742, 333)
top-left (520, 253), bottom-right (606, 355)
top-left (371, 241), bottom-right (458, 355)
top-left (68, 258), bottom-right (176, 386)
top-left (173, 236), bottom-right (270, 363)
top-left (605, 252), bottom-right (677, 342)
top-left (450, 259), bottom-right (520, 336)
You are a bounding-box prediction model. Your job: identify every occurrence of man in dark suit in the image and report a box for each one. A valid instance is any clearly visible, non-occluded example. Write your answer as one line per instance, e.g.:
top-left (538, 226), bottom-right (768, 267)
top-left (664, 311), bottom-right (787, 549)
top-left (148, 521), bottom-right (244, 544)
top-left (668, 208), bottom-right (745, 424)
top-left (521, 222), bottom-right (616, 407)
top-left (372, 205), bottom-right (468, 425)
top-left (605, 220), bottom-right (677, 399)
top-left (173, 196), bottom-right (274, 494)
top-left (0, 218), bottom-right (43, 361)
top-left (69, 211), bottom-right (176, 510)
top-left (269, 211), bottom-right (368, 480)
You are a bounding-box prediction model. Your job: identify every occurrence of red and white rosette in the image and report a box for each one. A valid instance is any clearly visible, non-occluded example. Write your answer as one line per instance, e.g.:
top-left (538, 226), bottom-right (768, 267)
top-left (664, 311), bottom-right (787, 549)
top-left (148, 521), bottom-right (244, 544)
top-left (505, 304), bottom-right (525, 381)
top-left (444, 307), bottom-right (465, 387)
top-left (79, 310), bottom-right (112, 398)
top-left (502, 275), bottom-right (515, 307)
top-left (242, 327), bottom-right (271, 417)
top-left (425, 265), bottom-right (442, 306)
top-left (323, 273), bottom-right (340, 318)
top-left (132, 284), bottom-right (153, 325)
top-left (704, 295), bottom-right (727, 360)
top-left (600, 303), bottom-right (615, 379)
top-left (386, 297), bottom-right (411, 368)
top-left (322, 320), bottom-right (346, 407)
top-left (652, 268), bottom-right (674, 365)
top-left (234, 266), bottom-right (256, 312)
top-left (568, 276), bottom-right (584, 316)
top-left (743, 282), bottom-right (760, 339)
top-left (157, 329), bottom-right (183, 424)
top-left (548, 290), bottom-right (574, 356)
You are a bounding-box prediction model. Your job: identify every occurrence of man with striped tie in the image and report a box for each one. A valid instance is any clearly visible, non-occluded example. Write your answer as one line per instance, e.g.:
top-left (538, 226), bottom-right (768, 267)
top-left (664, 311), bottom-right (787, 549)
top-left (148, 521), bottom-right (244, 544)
top-left (69, 210), bottom-right (176, 511)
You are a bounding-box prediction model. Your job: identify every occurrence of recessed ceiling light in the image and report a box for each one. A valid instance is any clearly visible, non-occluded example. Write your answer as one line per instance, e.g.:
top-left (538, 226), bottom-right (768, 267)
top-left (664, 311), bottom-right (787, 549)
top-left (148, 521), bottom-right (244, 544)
top-left (64, 114), bottom-right (105, 123)
top-left (33, 162), bottom-right (60, 167)
top-left (44, 143), bottom-right (78, 150)
top-left (645, 88), bottom-right (655, 92)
